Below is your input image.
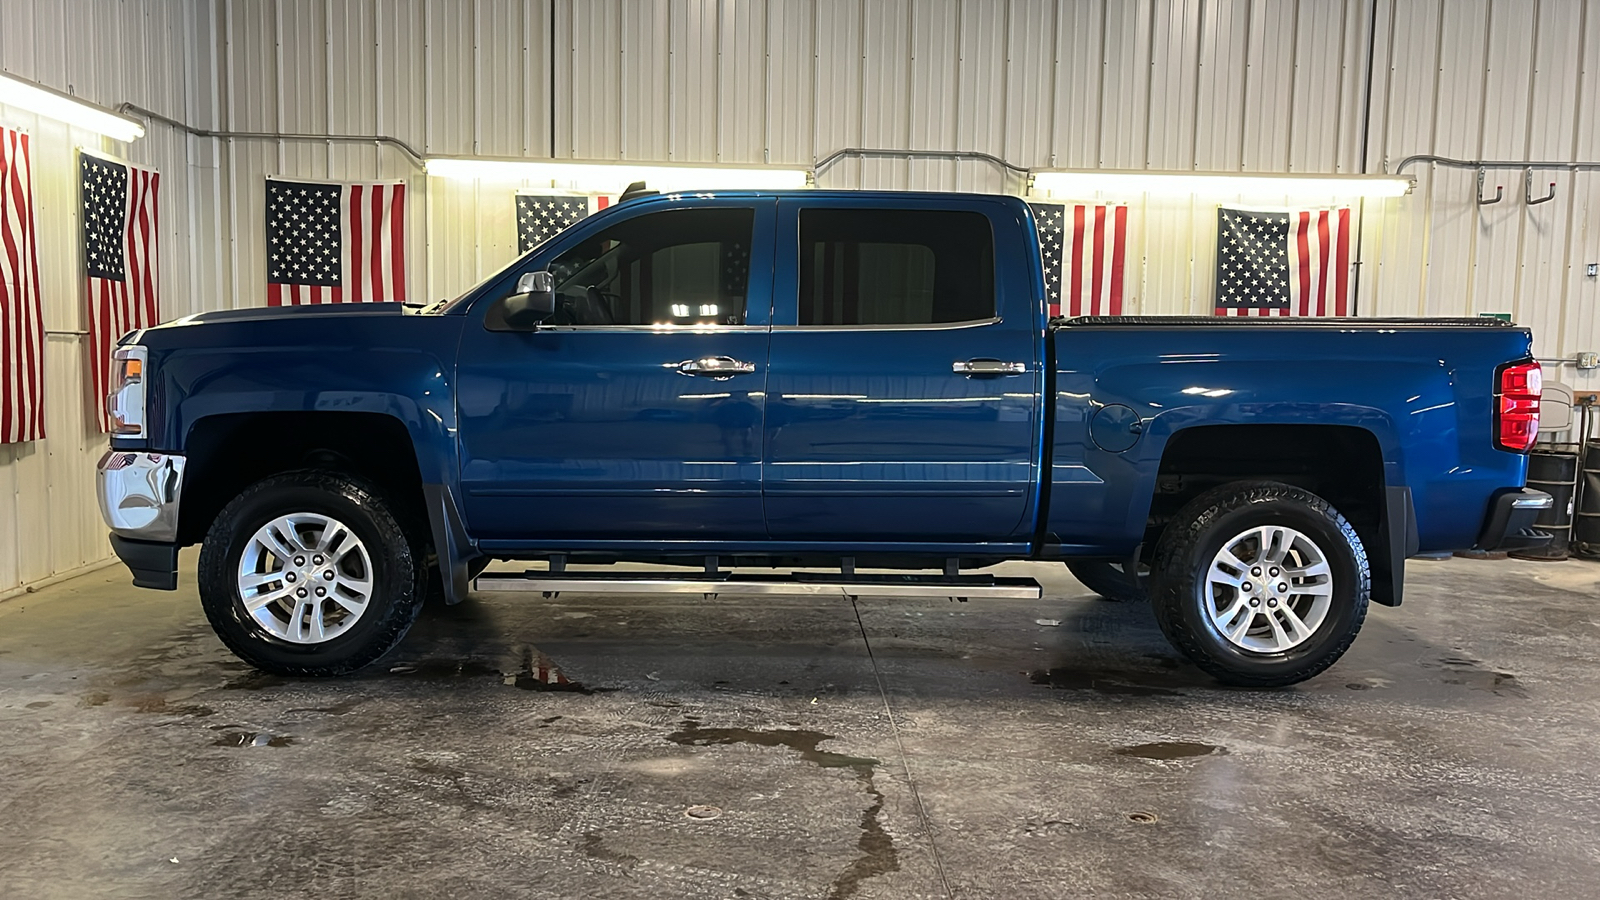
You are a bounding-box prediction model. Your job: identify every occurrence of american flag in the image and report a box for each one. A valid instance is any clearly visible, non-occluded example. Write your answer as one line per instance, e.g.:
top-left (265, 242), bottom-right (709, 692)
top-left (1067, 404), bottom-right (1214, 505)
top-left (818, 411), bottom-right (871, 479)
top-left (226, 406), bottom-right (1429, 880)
top-left (1215, 207), bottom-right (1351, 316)
top-left (1, 126), bottom-right (45, 444)
top-left (1030, 202), bottom-right (1128, 317)
top-left (83, 153), bottom-right (160, 432)
top-left (267, 178), bottom-right (407, 305)
top-left (516, 193), bottom-right (612, 254)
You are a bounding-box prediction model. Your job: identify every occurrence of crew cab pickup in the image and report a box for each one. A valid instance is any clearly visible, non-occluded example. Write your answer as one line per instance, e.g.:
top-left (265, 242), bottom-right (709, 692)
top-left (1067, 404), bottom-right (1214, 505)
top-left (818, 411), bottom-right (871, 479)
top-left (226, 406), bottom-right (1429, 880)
top-left (96, 190), bottom-right (1550, 687)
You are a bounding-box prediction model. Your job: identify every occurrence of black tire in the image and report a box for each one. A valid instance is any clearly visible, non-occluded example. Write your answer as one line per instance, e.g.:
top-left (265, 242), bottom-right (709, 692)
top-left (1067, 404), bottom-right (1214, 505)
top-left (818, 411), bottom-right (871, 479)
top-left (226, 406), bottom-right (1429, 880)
top-left (197, 470), bottom-right (427, 676)
top-left (1149, 480), bottom-right (1370, 688)
top-left (1066, 560), bottom-right (1149, 602)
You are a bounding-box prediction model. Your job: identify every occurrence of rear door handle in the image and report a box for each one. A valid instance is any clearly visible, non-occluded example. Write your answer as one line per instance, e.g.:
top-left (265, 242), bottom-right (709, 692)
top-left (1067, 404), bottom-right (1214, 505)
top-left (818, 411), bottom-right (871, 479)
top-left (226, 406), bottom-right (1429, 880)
top-left (953, 359), bottom-right (1027, 377)
top-left (677, 356), bottom-right (757, 379)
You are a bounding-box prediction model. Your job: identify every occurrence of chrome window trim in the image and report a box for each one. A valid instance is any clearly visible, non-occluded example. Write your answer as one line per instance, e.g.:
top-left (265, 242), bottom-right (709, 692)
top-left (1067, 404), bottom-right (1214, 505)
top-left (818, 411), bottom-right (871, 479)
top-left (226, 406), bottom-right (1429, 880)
top-left (769, 316), bottom-right (1002, 333)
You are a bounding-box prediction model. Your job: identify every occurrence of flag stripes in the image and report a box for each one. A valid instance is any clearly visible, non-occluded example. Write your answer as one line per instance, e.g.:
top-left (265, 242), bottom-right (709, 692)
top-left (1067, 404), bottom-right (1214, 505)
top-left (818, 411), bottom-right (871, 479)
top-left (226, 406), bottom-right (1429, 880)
top-left (1, 127), bottom-right (45, 444)
top-left (1215, 206), bottom-right (1351, 317)
top-left (83, 153), bottom-right (161, 431)
top-left (1030, 202), bottom-right (1128, 317)
top-left (267, 178), bottom-right (406, 306)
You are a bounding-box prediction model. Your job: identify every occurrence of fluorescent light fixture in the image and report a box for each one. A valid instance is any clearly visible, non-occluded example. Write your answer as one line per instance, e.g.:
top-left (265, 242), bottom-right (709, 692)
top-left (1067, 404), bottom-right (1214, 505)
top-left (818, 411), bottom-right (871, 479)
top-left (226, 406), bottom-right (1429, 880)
top-left (0, 73), bottom-right (145, 142)
top-left (426, 157), bottom-right (811, 192)
top-left (1030, 169), bottom-right (1411, 200)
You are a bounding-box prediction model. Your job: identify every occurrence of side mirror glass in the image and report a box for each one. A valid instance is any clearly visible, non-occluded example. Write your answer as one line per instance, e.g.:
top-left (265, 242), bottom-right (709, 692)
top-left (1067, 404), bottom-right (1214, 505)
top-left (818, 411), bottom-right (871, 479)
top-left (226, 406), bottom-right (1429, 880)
top-left (494, 271), bottom-right (556, 330)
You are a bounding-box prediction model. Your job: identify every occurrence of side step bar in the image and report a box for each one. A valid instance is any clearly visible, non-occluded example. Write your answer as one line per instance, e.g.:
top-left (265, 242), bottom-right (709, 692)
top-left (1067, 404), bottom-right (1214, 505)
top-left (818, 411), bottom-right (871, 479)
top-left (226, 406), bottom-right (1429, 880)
top-left (473, 571), bottom-right (1043, 601)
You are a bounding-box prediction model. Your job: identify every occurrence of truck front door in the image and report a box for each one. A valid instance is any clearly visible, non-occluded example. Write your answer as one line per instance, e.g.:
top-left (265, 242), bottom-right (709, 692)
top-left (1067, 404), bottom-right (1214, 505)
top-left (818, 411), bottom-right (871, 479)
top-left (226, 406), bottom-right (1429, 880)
top-left (455, 199), bottom-right (773, 545)
top-left (762, 198), bottom-right (1044, 545)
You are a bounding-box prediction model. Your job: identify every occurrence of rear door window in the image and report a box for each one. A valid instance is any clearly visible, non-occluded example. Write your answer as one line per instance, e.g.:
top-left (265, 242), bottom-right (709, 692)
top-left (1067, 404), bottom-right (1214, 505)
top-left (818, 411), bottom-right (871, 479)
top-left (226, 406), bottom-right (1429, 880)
top-left (798, 208), bottom-right (995, 326)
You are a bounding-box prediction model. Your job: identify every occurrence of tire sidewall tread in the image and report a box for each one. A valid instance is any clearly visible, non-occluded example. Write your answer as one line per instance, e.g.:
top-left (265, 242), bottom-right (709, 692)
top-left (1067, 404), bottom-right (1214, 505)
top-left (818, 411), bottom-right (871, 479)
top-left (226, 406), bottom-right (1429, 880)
top-left (1149, 480), bottom-right (1371, 688)
top-left (197, 470), bottom-right (426, 677)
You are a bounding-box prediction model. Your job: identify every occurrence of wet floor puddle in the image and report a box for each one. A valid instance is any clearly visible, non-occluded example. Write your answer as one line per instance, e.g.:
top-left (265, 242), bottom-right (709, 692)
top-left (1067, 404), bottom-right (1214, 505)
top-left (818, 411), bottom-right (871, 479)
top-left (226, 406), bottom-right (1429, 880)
top-left (386, 647), bottom-right (602, 694)
top-left (667, 718), bottom-right (895, 899)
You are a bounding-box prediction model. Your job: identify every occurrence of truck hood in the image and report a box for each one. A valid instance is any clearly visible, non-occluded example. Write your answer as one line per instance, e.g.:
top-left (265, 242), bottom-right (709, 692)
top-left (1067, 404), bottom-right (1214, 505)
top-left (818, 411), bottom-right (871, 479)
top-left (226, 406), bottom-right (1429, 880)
top-left (147, 302), bottom-right (410, 331)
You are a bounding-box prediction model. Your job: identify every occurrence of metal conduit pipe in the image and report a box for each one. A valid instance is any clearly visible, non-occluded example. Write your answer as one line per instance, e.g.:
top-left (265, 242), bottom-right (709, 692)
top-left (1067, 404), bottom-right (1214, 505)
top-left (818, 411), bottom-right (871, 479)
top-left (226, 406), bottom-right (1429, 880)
top-left (1391, 154), bottom-right (1600, 174)
top-left (116, 102), bottom-right (427, 167)
top-left (813, 147), bottom-right (1032, 181)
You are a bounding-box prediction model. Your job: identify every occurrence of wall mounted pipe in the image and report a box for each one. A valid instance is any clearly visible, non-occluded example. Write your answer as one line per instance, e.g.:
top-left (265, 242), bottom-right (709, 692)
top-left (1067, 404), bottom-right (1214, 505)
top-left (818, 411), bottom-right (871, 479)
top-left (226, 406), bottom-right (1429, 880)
top-left (1392, 154), bottom-right (1600, 175)
top-left (116, 103), bottom-right (427, 168)
top-left (813, 148), bottom-right (1030, 189)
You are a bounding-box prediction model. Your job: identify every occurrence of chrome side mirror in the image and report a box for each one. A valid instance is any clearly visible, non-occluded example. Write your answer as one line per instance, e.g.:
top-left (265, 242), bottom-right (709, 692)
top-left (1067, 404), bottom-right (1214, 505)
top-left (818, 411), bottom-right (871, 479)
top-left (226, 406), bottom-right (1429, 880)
top-left (497, 271), bottom-right (556, 330)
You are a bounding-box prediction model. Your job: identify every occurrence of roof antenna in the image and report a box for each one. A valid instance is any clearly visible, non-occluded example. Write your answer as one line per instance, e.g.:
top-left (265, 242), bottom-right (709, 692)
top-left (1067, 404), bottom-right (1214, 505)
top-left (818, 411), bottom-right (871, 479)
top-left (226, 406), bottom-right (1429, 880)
top-left (619, 181), bottom-right (658, 202)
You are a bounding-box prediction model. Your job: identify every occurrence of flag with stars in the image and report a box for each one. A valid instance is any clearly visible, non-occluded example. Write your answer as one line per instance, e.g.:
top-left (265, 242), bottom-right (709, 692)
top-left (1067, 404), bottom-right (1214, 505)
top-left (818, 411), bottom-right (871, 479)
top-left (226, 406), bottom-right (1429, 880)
top-left (1029, 203), bottom-right (1128, 318)
top-left (516, 192), bottom-right (612, 254)
top-left (82, 152), bottom-right (161, 432)
top-left (1215, 207), bottom-right (1350, 316)
top-left (266, 177), bottom-right (407, 306)
top-left (1, 126), bottom-right (45, 444)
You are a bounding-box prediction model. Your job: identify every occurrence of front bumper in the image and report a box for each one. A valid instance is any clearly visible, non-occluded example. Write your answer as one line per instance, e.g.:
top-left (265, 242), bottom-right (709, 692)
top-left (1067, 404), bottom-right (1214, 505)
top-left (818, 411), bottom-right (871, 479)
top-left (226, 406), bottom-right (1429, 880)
top-left (98, 450), bottom-right (185, 591)
top-left (1475, 488), bottom-right (1554, 552)
top-left (97, 450), bottom-right (185, 542)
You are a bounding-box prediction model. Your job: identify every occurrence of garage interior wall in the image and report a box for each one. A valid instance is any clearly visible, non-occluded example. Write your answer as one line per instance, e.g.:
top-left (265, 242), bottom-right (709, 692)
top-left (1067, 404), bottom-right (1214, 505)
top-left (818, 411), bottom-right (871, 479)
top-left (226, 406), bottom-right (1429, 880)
top-left (2, 0), bottom-right (1598, 595)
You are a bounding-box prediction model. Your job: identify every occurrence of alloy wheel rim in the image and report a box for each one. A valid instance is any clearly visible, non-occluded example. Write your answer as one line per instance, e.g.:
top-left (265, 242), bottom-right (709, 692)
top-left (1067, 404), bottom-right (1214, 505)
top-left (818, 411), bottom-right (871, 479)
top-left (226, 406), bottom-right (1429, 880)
top-left (236, 513), bottom-right (373, 644)
top-left (1203, 524), bottom-right (1333, 653)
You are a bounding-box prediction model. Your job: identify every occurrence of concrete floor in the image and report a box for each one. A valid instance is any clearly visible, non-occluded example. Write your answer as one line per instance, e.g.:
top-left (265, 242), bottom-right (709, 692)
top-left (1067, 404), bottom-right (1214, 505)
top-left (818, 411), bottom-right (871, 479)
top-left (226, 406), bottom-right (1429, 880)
top-left (1, 553), bottom-right (1597, 900)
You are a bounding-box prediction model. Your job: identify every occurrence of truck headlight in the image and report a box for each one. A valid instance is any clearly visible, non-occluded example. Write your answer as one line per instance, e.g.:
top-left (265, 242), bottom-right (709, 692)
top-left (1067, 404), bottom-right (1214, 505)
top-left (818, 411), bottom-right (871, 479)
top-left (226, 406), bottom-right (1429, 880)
top-left (109, 345), bottom-right (148, 437)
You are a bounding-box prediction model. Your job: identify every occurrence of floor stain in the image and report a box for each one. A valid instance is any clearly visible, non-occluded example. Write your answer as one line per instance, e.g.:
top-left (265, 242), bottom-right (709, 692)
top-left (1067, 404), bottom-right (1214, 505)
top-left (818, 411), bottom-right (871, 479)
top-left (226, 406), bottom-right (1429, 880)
top-left (1029, 667), bottom-right (1184, 697)
top-left (1114, 741), bottom-right (1224, 760)
top-left (25, 701), bottom-right (51, 709)
top-left (580, 833), bottom-right (639, 868)
top-left (1428, 656), bottom-right (1530, 698)
top-left (221, 671), bottom-right (289, 691)
top-left (667, 719), bottom-right (895, 898)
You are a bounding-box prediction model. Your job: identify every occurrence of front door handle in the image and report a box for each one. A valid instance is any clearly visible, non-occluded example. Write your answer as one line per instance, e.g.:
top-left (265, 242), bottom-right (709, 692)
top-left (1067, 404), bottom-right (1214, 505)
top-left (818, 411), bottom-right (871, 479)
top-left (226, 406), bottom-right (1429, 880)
top-left (953, 359), bottom-right (1027, 377)
top-left (677, 356), bottom-right (757, 379)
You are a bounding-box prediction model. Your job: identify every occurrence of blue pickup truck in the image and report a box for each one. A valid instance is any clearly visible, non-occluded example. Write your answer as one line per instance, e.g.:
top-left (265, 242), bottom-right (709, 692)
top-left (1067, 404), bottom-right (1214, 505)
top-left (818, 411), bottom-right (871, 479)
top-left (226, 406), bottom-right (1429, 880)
top-left (95, 189), bottom-right (1550, 687)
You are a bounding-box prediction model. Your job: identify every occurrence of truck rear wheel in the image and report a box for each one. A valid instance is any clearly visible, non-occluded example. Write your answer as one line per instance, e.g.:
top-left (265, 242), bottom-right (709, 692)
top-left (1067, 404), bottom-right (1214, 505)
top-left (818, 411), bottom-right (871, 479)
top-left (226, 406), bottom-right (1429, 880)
top-left (1149, 481), bottom-right (1369, 687)
top-left (1066, 560), bottom-right (1149, 602)
top-left (197, 471), bottom-right (427, 676)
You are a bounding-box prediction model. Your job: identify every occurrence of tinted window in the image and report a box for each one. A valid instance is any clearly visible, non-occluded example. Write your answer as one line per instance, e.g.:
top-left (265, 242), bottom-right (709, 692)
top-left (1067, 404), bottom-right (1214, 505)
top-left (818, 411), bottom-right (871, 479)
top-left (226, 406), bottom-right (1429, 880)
top-left (799, 209), bottom-right (994, 326)
top-left (545, 208), bottom-right (753, 326)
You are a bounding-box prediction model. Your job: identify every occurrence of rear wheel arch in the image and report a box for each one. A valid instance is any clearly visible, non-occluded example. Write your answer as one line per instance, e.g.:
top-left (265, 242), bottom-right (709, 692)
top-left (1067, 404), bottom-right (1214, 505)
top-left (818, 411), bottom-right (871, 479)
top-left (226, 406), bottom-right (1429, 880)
top-left (1142, 423), bottom-right (1406, 606)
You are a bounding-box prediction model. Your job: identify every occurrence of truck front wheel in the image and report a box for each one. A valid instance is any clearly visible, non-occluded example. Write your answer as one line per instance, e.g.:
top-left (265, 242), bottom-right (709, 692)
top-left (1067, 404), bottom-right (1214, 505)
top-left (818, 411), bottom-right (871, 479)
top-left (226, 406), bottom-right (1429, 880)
top-left (1149, 481), bottom-right (1370, 687)
top-left (197, 471), bottom-right (427, 676)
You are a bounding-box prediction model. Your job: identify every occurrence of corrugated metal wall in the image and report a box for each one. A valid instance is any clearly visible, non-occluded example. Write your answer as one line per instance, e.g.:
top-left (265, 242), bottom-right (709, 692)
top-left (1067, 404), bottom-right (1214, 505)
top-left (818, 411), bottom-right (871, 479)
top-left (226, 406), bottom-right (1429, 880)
top-left (2, 0), bottom-right (1598, 594)
top-left (0, 0), bottom-right (192, 596)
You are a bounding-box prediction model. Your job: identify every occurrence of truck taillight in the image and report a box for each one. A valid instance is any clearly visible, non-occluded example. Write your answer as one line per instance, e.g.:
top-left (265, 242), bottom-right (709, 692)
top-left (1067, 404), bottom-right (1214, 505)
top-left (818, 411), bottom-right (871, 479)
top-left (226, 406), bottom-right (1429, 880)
top-left (1494, 360), bottom-right (1541, 453)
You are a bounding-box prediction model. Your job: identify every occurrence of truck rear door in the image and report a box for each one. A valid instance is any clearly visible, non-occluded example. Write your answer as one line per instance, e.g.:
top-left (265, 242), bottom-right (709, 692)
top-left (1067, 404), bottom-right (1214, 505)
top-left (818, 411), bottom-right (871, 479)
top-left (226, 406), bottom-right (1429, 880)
top-left (761, 197), bottom-right (1044, 544)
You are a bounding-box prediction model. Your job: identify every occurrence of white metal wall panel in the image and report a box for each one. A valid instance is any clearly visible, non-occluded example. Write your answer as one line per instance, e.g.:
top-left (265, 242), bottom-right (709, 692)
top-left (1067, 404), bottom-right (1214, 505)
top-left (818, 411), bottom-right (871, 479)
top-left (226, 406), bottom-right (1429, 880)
top-left (1242, 0), bottom-right (1294, 173)
top-left (719, 0), bottom-right (768, 164)
top-left (567, 0), bottom-right (623, 159)
top-left (1004, 0), bottom-right (1057, 168)
top-left (621, 0), bottom-right (672, 160)
top-left (906, 0), bottom-right (959, 190)
top-left (1049, 0), bottom-right (1103, 169)
top-left (764, 0), bottom-right (814, 165)
top-left (812, 0), bottom-right (864, 186)
top-left (670, 0), bottom-right (720, 162)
